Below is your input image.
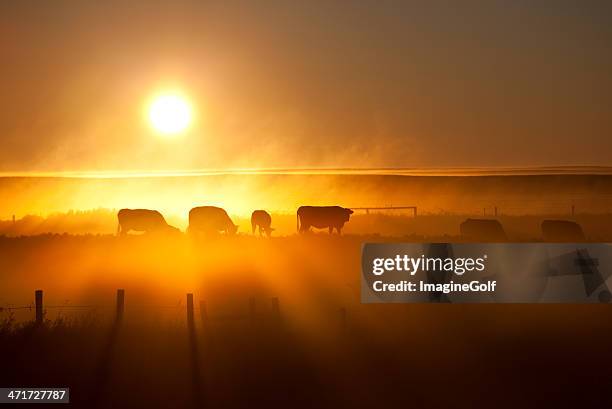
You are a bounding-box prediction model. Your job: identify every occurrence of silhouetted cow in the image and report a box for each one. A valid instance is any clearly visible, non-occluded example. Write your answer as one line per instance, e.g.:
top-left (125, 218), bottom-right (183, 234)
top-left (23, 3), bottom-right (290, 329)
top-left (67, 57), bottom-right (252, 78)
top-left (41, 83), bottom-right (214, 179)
top-left (460, 218), bottom-right (507, 241)
top-left (251, 210), bottom-right (274, 237)
top-left (541, 220), bottom-right (585, 242)
top-left (117, 209), bottom-right (179, 236)
top-left (297, 206), bottom-right (354, 234)
top-left (188, 206), bottom-right (238, 235)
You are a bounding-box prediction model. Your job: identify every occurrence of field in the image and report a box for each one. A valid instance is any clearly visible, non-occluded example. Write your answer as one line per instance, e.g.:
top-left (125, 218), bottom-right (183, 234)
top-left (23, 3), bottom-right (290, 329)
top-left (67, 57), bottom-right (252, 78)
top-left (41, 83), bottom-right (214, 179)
top-left (1, 234), bottom-right (612, 407)
top-left (3, 301), bottom-right (612, 408)
top-left (1, 173), bottom-right (612, 407)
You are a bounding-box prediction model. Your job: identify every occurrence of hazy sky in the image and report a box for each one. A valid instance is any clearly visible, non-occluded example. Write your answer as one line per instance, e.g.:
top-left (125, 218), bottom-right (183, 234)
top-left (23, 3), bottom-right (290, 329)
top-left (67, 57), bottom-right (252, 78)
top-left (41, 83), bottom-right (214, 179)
top-left (1, 0), bottom-right (611, 172)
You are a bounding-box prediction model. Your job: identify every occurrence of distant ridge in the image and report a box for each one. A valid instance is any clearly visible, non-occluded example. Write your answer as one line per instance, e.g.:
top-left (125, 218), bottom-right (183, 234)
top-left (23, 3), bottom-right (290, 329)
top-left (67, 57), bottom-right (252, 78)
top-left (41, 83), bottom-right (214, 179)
top-left (1, 166), bottom-right (612, 178)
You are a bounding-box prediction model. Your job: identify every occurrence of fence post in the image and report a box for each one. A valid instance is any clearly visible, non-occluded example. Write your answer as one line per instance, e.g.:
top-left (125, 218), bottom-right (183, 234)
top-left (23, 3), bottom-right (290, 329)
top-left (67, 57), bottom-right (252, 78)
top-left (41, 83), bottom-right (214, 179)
top-left (249, 297), bottom-right (256, 321)
top-left (116, 289), bottom-right (125, 322)
top-left (187, 293), bottom-right (195, 328)
top-left (35, 290), bottom-right (43, 324)
top-left (271, 297), bottom-right (280, 319)
top-left (494, 206), bottom-right (498, 217)
top-left (572, 205), bottom-right (575, 216)
top-left (185, 293), bottom-right (202, 406)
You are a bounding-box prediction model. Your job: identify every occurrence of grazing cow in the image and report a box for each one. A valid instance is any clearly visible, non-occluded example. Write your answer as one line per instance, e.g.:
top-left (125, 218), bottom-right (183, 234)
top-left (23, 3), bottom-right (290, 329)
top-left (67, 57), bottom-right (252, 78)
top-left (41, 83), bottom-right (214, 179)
top-left (541, 220), bottom-right (585, 242)
top-left (459, 218), bottom-right (507, 242)
top-left (188, 206), bottom-right (238, 235)
top-left (297, 206), bottom-right (354, 234)
top-left (117, 209), bottom-right (179, 236)
top-left (251, 210), bottom-right (274, 237)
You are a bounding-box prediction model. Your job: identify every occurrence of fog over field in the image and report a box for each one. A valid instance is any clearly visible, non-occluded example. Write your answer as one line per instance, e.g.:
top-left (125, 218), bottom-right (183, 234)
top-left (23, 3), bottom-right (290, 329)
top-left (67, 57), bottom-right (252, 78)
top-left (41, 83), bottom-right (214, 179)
top-left (2, 172), bottom-right (612, 222)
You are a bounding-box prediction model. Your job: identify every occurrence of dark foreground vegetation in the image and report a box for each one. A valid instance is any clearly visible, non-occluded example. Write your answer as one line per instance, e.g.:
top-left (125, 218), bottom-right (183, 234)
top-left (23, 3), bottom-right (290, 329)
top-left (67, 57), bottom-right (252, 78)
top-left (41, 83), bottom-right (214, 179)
top-left (1, 233), bottom-right (611, 408)
top-left (2, 303), bottom-right (612, 408)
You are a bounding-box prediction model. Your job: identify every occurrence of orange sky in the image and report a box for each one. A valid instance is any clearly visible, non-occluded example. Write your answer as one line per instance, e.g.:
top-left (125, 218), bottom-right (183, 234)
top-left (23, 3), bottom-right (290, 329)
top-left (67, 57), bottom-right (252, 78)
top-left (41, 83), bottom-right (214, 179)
top-left (0, 0), bottom-right (611, 172)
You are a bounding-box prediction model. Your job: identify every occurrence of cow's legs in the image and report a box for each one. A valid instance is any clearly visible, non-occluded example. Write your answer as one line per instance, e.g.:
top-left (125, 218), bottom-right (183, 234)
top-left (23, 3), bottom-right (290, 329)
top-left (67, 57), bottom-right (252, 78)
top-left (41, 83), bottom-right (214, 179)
top-left (329, 226), bottom-right (333, 234)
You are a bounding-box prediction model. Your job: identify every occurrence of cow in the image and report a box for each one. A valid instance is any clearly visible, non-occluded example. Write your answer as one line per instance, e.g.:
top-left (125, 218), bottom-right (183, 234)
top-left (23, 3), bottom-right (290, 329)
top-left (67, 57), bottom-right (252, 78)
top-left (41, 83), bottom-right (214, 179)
top-left (459, 218), bottom-right (507, 242)
top-left (117, 209), bottom-right (179, 236)
top-left (188, 206), bottom-right (238, 235)
top-left (297, 206), bottom-right (354, 234)
top-left (251, 210), bottom-right (274, 237)
top-left (541, 220), bottom-right (585, 242)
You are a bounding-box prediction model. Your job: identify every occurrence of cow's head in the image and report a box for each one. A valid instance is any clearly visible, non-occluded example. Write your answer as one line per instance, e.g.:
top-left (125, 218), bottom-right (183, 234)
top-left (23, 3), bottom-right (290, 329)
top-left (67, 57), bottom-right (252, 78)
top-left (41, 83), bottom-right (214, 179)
top-left (229, 224), bottom-right (239, 235)
top-left (344, 208), bottom-right (354, 221)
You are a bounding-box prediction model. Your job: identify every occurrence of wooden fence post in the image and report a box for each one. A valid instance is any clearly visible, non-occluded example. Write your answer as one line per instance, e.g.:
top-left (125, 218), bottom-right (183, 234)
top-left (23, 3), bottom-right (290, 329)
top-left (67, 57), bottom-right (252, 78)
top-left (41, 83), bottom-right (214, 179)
top-left (186, 293), bottom-right (202, 406)
top-left (116, 289), bottom-right (125, 322)
top-left (35, 290), bottom-right (43, 324)
top-left (187, 293), bottom-right (195, 328)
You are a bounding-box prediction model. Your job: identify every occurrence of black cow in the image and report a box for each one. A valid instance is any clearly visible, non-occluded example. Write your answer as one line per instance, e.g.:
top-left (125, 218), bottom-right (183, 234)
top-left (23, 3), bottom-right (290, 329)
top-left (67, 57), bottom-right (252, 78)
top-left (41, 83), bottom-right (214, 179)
top-left (117, 209), bottom-right (179, 236)
top-left (541, 220), bottom-right (585, 242)
top-left (251, 210), bottom-right (274, 237)
top-left (459, 218), bottom-right (507, 242)
top-left (188, 206), bottom-right (238, 235)
top-left (297, 206), bottom-right (353, 235)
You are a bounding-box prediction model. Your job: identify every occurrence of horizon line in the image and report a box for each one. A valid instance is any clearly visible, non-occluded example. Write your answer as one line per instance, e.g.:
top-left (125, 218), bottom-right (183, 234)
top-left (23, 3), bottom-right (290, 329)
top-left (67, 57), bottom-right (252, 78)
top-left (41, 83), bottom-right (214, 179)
top-left (1, 165), bottom-right (612, 178)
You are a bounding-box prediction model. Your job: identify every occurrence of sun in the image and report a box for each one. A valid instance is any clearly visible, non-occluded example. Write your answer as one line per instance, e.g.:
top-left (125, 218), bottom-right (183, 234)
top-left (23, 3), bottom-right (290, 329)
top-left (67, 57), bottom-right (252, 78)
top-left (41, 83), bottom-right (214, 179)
top-left (148, 93), bottom-right (192, 136)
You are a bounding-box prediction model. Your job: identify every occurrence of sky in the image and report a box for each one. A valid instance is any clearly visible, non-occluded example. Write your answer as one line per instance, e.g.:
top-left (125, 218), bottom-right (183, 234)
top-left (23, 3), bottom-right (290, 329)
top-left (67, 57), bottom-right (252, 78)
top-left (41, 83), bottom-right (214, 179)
top-left (0, 0), bottom-right (611, 172)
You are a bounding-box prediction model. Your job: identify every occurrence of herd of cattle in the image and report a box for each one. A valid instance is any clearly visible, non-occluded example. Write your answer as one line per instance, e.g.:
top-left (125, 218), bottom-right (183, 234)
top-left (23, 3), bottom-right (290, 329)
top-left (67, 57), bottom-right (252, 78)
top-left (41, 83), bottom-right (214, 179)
top-left (117, 205), bottom-right (354, 236)
top-left (117, 206), bottom-right (586, 241)
top-left (459, 218), bottom-right (587, 241)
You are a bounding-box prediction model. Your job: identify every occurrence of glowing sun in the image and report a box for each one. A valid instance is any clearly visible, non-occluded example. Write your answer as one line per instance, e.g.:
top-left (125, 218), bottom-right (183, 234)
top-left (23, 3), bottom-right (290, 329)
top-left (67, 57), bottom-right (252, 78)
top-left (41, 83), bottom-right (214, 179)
top-left (148, 93), bottom-right (192, 136)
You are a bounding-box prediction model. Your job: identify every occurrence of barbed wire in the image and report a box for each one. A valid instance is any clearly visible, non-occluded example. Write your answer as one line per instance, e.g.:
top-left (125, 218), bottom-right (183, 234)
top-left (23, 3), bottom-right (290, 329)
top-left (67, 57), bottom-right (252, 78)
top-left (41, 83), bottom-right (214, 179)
top-left (0, 304), bottom-right (212, 311)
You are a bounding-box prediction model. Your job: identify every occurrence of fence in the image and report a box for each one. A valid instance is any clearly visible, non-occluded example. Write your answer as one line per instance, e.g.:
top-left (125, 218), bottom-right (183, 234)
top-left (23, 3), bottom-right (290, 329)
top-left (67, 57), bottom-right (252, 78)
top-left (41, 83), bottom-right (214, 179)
top-left (349, 202), bottom-right (611, 217)
top-left (0, 289), bottom-right (352, 406)
top-left (350, 206), bottom-right (418, 217)
top-left (0, 290), bottom-right (349, 330)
